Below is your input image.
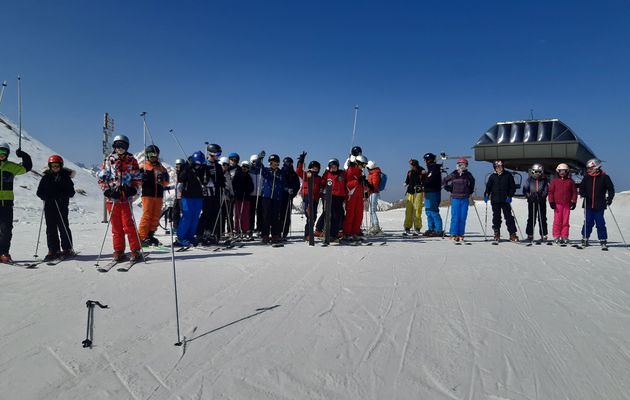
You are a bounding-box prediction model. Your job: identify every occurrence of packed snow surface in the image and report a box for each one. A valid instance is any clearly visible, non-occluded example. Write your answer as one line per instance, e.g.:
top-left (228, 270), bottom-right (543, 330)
top-left (2, 116), bottom-right (630, 399)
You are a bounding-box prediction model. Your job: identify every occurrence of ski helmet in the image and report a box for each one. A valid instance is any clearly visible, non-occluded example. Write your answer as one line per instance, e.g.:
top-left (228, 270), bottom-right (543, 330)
top-left (457, 158), bottom-right (468, 166)
top-left (328, 158), bottom-right (340, 168)
top-left (219, 156), bottom-right (229, 165)
top-left (530, 163), bottom-right (544, 175)
top-left (175, 158), bottom-right (186, 166)
top-left (423, 153), bottom-right (436, 163)
top-left (227, 152), bottom-right (240, 162)
top-left (48, 155), bottom-right (63, 167)
top-left (308, 160), bottom-right (321, 171)
top-left (283, 156), bottom-right (294, 166)
top-left (493, 160), bottom-right (504, 169)
top-left (586, 158), bottom-right (602, 171)
top-left (409, 159), bottom-right (419, 167)
top-left (191, 151), bottom-right (205, 165)
top-left (206, 143), bottom-right (222, 156)
top-left (355, 155), bottom-right (368, 166)
top-left (366, 160), bottom-right (376, 169)
top-left (249, 154), bottom-right (258, 163)
top-left (268, 154), bottom-right (280, 164)
top-left (351, 146), bottom-right (363, 157)
top-left (0, 142), bottom-right (10, 155)
top-left (145, 144), bottom-right (160, 156)
top-left (112, 135), bottom-right (130, 150)
top-left (556, 163), bottom-right (569, 172)
top-left (240, 160), bottom-right (250, 168)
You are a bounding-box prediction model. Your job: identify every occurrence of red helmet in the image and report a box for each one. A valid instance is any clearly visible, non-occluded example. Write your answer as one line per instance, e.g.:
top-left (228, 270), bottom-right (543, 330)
top-left (457, 158), bottom-right (468, 165)
top-left (48, 155), bottom-right (64, 165)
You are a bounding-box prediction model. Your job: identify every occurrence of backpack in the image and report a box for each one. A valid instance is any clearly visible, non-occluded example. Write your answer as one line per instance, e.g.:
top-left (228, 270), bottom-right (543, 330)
top-left (378, 172), bottom-right (387, 191)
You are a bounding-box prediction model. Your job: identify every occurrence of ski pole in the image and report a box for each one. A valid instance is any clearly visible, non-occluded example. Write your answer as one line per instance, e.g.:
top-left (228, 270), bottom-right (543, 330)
top-left (127, 198), bottom-right (147, 263)
top-left (484, 200), bottom-right (488, 241)
top-left (282, 195), bottom-right (291, 239)
top-left (17, 75), bottom-right (22, 149)
top-left (442, 196), bottom-right (451, 239)
top-left (509, 203), bottom-right (524, 240)
top-left (0, 80), bottom-right (7, 110)
top-left (169, 129), bottom-right (189, 162)
top-left (33, 202), bottom-right (44, 258)
top-left (169, 217), bottom-right (183, 346)
top-left (95, 200), bottom-right (116, 266)
top-left (536, 200), bottom-right (545, 241)
top-left (351, 104), bottom-right (359, 148)
top-left (608, 205), bottom-right (629, 251)
top-left (55, 199), bottom-right (74, 251)
top-left (472, 199), bottom-right (486, 240)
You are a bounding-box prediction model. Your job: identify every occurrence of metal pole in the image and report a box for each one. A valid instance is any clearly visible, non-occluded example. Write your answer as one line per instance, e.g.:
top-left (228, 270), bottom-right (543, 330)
top-left (351, 105), bottom-right (359, 148)
top-left (608, 206), bottom-right (629, 251)
top-left (472, 200), bottom-right (486, 240)
top-left (170, 217), bottom-right (183, 346)
top-left (127, 199), bottom-right (147, 262)
top-left (33, 202), bottom-right (45, 257)
top-left (169, 129), bottom-right (189, 161)
top-left (95, 201), bottom-right (115, 266)
top-left (17, 75), bottom-right (22, 149)
top-left (55, 199), bottom-right (74, 251)
top-left (0, 81), bottom-right (7, 109)
top-left (141, 112), bottom-right (147, 158)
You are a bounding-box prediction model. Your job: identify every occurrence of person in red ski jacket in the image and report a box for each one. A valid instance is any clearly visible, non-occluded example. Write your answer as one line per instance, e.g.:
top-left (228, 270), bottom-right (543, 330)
top-left (296, 151), bottom-right (322, 240)
top-left (315, 158), bottom-right (347, 240)
top-left (343, 155), bottom-right (368, 240)
top-left (98, 135), bottom-right (143, 262)
top-left (548, 163), bottom-right (577, 244)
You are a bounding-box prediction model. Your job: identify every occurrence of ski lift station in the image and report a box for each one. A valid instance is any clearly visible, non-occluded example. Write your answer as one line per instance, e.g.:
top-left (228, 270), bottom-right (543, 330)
top-left (473, 119), bottom-right (598, 173)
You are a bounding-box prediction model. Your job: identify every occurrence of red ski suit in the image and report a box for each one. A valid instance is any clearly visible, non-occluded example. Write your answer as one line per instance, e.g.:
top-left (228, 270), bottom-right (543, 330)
top-left (296, 161), bottom-right (322, 202)
top-left (99, 152), bottom-right (142, 252)
top-left (343, 165), bottom-right (365, 236)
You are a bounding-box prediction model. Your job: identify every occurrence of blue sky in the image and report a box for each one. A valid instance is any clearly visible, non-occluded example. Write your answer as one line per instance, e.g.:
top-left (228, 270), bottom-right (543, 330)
top-left (1, 0), bottom-right (628, 201)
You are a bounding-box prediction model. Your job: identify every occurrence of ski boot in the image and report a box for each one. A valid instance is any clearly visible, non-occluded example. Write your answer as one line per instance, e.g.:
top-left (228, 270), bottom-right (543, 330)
top-left (554, 237), bottom-right (562, 245)
top-left (62, 249), bottom-right (76, 257)
top-left (0, 254), bottom-right (13, 264)
top-left (173, 238), bottom-right (191, 247)
top-left (148, 231), bottom-right (161, 246)
top-left (509, 234), bottom-right (519, 242)
top-left (141, 238), bottom-right (154, 247)
top-left (423, 230), bottom-right (435, 237)
top-left (493, 231), bottom-right (501, 241)
top-left (113, 250), bottom-right (127, 262)
top-left (600, 240), bottom-right (608, 251)
top-left (130, 250), bottom-right (144, 262)
top-left (44, 250), bottom-right (61, 262)
top-left (403, 229), bottom-right (411, 236)
top-left (581, 238), bottom-right (589, 247)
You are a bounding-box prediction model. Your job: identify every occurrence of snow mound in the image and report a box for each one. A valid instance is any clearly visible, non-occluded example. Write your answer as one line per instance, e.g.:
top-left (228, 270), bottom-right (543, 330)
top-left (0, 113), bottom-right (103, 224)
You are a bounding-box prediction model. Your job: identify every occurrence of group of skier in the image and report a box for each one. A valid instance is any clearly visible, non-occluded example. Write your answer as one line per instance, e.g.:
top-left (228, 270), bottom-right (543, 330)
top-left (0, 134), bottom-right (621, 264)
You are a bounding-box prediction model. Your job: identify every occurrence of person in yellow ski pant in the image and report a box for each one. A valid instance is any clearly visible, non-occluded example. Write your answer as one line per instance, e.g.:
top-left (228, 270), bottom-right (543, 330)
top-left (404, 192), bottom-right (423, 232)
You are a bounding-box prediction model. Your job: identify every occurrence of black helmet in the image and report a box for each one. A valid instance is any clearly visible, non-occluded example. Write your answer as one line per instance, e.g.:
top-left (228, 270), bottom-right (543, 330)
top-left (206, 143), bottom-right (222, 155)
top-left (308, 160), bottom-right (321, 170)
top-left (351, 146), bottom-right (363, 156)
top-left (268, 154), bottom-right (280, 163)
top-left (175, 158), bottom-right (186, 165)
top-left (423, 153), bottom-right (436, 163)
top-left (145, 144), bottom-right (160, 155)
top-left (283, 156), bottom-right (294, 166)
top-left (328, 158), bottom-right (340, 168)
top-left (409, 159), bottom-right (419, 167)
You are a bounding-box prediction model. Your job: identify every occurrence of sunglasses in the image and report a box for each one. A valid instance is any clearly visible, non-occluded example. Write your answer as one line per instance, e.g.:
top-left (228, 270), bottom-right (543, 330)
top-left (49, 163), bottom-right (62, 168)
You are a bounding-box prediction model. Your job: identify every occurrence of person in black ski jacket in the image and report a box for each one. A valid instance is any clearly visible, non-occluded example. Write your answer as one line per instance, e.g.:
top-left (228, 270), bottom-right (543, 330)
top-left (196, 144), bottom-right (226, 244)
top-left (484, 160), bottom-right (518, 241)
top-left (175, 151), bottom-right (207, 246)
top-left (36, 155), bottom-right (75, 261)
top-left (578, 158), bottom-right (615, 247)
top-left (422, 153), bottom-right (444, 236)
top-left (522, 163), bottom-right (549, 241)
top-left (403, 159), bottom-right (425, 235)
top-left (281, 157), bottom-right (301, 239)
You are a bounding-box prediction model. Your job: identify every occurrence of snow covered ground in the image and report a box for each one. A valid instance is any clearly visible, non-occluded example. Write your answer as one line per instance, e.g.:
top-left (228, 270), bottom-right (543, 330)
top-left (2, 192), bottom-right (630, 400)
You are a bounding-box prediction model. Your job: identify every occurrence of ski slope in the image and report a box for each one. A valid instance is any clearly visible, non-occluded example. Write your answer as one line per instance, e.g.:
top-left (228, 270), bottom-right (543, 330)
top-left (1, 193), bottom-right (629, 400)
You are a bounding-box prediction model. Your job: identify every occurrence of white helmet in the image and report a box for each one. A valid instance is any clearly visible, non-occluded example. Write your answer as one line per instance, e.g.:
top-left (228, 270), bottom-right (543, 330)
top-left (556, 163), bottom-right (569, 172)
top-left (240, 160), bottom-right (250, 168)
top-left (0, 142), bottom-right (10, 154)
top-left (366, 160), bottom-right (376, 169)
top-left (355, 155), bottom-right (368, 165)
top-left (586, 158), bottom-right (602, 171)
top-left (249, 154), bottom-right (258, 163)
top-left (219, 156), bottom-right (229, 165)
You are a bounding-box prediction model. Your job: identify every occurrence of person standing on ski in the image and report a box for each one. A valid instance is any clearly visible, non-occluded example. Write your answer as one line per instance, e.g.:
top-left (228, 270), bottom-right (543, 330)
top-left (343, 154), bottom-right (368, 241)
top-left (422, 153), bottom-right (444, 236)
top-left (171, 158), bottom-right (186, 231)
top-left (523, 163), bottom-right (549, 242)
top-left (317, 158), bottom-right (347, 242)
top-left (251, 153), bottom-right (287, 244)
top-left (98, 135), bottom-right (143, 262)
top-left (281, 156), bottom-right (301, 240)
top-left (0, 143), bottom-right (32, 263)
top-left (197, 143), bottom-right (225, 244)
top-left (548, 163), bottom-right (577, 245)
top-left (231, 160), bottom-right (254, 237)
top-left (579, 158), bottom-right (615, 248)
top-left (138, 145), bottom-right (170, 247)
top-left (484, 160), bottom-right (518, 242)
top-left (175, 151), bottom-right (206, 246)
top-left (404, 159), bottom-right (425, 236)
top-left (366, 160), bottom-right (382, 234)
top-left (248, 154), bottom-right (263, 237)
top-left (442, 158), bottom-right (475, 242)
top-left (296, 152), bottom-right (322, 241)
top-left (36, 155), bottom-right (75, 261)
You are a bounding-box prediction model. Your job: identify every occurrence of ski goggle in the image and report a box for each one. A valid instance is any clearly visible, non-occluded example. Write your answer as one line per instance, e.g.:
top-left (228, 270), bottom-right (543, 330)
top-left (456, 162), bottom-right (467, 169)
top-left (229, 157), bottom-right (238, 162)
top-left (532, 170), bottom-right (543, 174)
top-left (49, 163), bottom-right (62, 168)
top-left (208, 152), bottom-right (221, 157)
top-left (113, 142), bottom-right (129, 150)
top-left (557, 169), bottom-right (568, 173)
top-left (146, 151), bottom-right (157, 158)
top-left (0, 149), bottom-right (8, 156)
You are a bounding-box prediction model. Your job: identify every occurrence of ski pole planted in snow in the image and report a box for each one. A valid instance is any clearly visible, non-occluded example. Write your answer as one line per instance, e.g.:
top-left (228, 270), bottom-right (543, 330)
top-left (608, 206), bottom-right (629, 251)
top-left (33, 202), bottom-right (44, 258)
top-left (169, 217), bottom-right (183, 346)
top-left (95, 201), bottom-right (116, 266)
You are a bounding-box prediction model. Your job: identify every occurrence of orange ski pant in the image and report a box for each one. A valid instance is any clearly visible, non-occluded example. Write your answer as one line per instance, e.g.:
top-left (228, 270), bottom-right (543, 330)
top-left (138, 197), bottom-right (163, 240)
top-left (107, 201), bottom-right (141, 252)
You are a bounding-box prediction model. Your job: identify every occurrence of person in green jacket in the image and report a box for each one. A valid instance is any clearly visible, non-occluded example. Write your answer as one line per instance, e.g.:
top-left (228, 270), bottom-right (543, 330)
top-left (0, 142), bottom-right (33, 263)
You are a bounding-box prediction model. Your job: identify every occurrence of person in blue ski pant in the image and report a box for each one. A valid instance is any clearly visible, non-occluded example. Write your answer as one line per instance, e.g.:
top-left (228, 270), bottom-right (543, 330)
top-left (442, 158), bottom-right (475, 241)
top-left (175, 151), bottom-right (206, 246)
top-left (579, 158), bottom-right (614, 247)
top-left (422, 153), bottom-right (444, 236)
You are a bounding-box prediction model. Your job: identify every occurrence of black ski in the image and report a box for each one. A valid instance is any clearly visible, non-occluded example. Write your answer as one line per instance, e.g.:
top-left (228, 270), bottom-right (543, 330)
top-left (307, 172), bottom-right (315, 246)
top-left (46, 251), bottom-right (80, 266)
top-left (116, 256), bottom-right (147, 272)
top-left (96, 259), bottom-right (119, 273)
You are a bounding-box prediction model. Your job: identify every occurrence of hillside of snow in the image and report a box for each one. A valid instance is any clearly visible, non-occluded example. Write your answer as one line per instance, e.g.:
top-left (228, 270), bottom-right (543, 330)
top-left (0, 113), bottom-right (103, 223)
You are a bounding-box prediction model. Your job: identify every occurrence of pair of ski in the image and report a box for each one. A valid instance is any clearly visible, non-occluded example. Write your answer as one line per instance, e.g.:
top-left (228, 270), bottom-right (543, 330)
top-left (525, 239), bottom-right (553, 247)
top-left (96, 254), bottom-right (147, 273)
top-left (572, 243), bottom-right (608, 251)
top-left (8, 252), bottom-right (80, 269)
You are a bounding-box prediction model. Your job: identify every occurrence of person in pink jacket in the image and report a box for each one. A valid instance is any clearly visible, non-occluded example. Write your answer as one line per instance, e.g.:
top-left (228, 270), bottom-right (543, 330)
top-left (548, 163), bottom-right (577, 245)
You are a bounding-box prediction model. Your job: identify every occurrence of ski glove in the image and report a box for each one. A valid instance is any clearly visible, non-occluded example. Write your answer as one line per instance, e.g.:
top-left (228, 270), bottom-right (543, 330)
top-left (506, 197), bottom-right (512, 204)
top-left (606, 197), bottom-right (613, 206)
top-left (298, 151), bottom-right (307, 164)
top-left (104, 189), bottom-right (120, 199)
top-left (483, 196), bottom-right (489, 204)
top-left (570, 202), bottom-right (576, 210)
top-left (549, 202), bottom-right (556, 210)
top-left (15, 148), bottom-right (27, 158)
top-left (123, 187), bottom-right (137, 198)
